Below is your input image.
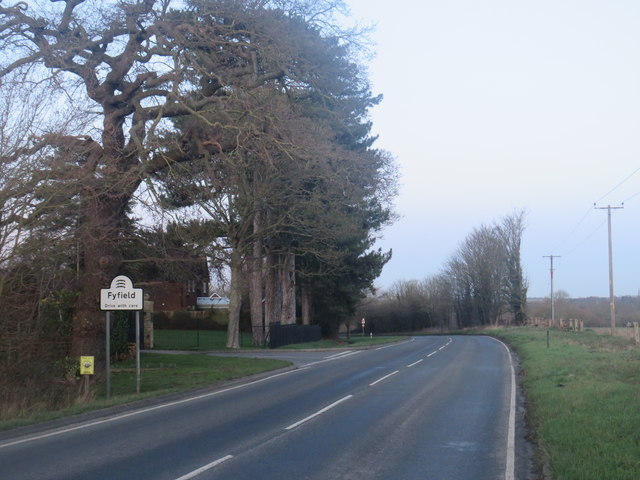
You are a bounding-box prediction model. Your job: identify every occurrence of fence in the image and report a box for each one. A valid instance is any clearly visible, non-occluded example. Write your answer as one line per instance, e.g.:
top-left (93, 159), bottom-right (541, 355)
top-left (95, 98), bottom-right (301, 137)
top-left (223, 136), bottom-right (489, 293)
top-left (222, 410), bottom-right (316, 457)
top-left (269, 323), bottom-right (321, 349)
top-left (528, 317), bottom-right (640, 345)
top-left (153, 329), bottom-right (252, 350)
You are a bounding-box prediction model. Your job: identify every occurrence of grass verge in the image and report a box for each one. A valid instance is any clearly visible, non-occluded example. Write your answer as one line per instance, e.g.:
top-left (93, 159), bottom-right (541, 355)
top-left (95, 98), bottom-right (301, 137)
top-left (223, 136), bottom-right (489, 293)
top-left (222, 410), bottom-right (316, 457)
top-left (1, 353), bottom-right (290, 432)
top-left (488, 327), bottom-right (640, 480)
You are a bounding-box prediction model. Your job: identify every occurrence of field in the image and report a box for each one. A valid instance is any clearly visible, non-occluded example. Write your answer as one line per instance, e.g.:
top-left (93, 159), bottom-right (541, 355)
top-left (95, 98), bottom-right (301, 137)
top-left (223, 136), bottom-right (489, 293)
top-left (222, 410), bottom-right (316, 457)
top-left (489, 327), bottom-right (640, 480)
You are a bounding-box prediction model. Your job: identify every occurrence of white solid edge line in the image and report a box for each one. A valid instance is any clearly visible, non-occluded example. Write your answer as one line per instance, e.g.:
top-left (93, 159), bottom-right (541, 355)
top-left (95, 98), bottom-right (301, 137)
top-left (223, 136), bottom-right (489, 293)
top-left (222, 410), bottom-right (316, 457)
top-left (285, 395), bottom-right (353, 431)
top-left (174, 454), bottom-right (234, 480)
top-left (492, 337), bottom-right (516, 480)
top-left (369, 370), bottom-right (399, 386)
top-left (0, 368), bottom-right (301, 449)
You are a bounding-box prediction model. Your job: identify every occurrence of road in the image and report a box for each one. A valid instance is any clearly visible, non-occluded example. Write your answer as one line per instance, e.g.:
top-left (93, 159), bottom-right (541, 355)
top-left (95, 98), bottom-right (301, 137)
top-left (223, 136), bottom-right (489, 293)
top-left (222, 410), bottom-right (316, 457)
top-left (0, 336), bottom-right (524, 480)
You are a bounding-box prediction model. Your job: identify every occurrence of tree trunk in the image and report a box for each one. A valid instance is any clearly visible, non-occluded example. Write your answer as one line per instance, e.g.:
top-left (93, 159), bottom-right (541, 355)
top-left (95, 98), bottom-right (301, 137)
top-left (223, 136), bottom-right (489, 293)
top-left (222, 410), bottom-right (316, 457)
top-left (264, 251), bottom-right (281, 326)
top-left (71, 191), bottom-right (125, 375)
top-left (226, 247), bottom-right (242, 348)
top-left (301, 277), bottom-right (311, 325)
top-left (249, 213), bottom-right (264, 346)
top-left (281, 251), bottom-right (296, 324)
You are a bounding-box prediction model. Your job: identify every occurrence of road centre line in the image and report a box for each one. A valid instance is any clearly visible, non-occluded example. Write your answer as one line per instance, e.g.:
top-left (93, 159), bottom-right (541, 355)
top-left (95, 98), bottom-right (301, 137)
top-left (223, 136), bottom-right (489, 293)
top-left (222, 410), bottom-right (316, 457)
top-left (406, 359), bottom-right (423, 368)
top-left (174, 455), bottom-right (233, 480)
top-left (369, 370), bottom-right (399, 386)
top-left (285, 395), bottom-right (353, 430)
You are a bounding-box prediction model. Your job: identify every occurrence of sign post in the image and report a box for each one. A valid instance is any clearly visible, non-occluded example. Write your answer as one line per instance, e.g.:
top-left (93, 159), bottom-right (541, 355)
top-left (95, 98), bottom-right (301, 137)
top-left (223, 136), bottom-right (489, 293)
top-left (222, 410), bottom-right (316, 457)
top-left (101, 275), bottom-right (144, 397)
top-left (361, 318), bottom-right (365, 337)
top-left (106, 311), bottom-right (111, 398)
top-left (135, 310), bottom-right (141, 394)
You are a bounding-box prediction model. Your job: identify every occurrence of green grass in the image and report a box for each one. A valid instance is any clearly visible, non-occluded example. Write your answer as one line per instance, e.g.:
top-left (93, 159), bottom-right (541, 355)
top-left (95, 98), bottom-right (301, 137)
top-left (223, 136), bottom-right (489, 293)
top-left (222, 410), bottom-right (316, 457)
top-left (109, 353), bottom-right (290, 394)
top-left (488, 327), bottom-right (640, 480)
top-left (1, 353), bottom-right (290, 432)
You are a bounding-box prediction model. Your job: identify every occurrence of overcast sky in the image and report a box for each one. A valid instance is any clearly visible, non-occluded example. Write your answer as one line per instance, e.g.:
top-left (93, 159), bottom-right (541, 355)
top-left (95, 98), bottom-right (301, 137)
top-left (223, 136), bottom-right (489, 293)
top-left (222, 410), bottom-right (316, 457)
top-left (344, 0), bottom-right (640, 298)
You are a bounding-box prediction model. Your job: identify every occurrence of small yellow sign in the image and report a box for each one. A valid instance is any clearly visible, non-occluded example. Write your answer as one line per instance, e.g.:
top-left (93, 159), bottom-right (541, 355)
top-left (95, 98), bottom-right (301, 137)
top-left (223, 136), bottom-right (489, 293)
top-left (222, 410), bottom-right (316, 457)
top-left (80, 356), bottom-right (94, 375)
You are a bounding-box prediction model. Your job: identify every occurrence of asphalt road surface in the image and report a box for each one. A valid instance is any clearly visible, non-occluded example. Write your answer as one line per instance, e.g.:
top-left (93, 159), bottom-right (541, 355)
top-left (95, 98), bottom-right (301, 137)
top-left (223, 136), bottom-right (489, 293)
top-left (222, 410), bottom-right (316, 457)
top-left (0, 336), bottom-right (527, 480)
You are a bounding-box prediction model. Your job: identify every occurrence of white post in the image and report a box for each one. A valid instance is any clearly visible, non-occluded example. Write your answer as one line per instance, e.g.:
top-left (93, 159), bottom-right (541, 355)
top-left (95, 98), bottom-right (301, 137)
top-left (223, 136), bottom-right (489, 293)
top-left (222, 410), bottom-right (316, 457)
top-left (106, 311), bottom-right (111, 399)
top-left (136, 311), bottom-right (141, 394)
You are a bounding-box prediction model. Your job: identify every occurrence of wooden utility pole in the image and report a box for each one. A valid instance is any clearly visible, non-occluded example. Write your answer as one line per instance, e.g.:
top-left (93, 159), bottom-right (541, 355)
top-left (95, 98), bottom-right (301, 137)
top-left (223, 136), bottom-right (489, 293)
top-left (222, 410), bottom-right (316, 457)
top-left (543, 255), bottom-right (560, 327)
top-left (595, 204), bottom-right (624, 335)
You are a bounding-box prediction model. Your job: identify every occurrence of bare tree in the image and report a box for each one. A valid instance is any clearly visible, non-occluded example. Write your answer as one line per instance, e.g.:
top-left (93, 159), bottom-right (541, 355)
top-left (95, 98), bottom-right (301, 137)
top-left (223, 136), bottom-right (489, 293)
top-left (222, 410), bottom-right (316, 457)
top-left (0, 73), bottom-right (91, 411)
top-left (446, 211), bottom-right (528, 328)
top-left (447, 225), bottom-right (507, 327)
top-left (360, 211), bottom-right (526, 333)
top-left (496, 210), bottom-right (528, 325)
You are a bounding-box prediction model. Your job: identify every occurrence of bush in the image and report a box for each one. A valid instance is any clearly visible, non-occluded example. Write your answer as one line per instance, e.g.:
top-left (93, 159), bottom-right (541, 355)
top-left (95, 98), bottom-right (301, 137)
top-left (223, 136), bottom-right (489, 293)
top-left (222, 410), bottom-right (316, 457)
top-left (0, 288), bottom-right (78, 419)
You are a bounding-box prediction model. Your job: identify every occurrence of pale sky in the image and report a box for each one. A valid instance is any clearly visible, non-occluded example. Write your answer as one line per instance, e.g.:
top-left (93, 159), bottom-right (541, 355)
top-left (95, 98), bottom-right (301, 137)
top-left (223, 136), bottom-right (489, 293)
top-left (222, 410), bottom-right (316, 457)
top-left (345, 0), bottom-right (640, 298)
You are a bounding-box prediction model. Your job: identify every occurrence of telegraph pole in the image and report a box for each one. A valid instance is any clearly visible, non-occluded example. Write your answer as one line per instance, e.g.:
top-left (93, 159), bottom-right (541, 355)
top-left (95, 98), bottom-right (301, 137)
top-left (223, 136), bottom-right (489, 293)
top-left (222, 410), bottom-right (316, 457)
top-left (543, 255), bottom-right (560, 327)
top-left (595, 204), bottom-right (624, 335)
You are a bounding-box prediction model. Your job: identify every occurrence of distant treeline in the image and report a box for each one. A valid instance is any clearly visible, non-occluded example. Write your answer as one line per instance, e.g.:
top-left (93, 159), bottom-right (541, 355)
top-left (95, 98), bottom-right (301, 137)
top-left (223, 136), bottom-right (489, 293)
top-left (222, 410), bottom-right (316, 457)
top-left (357, 211), bottom-right (529, 333)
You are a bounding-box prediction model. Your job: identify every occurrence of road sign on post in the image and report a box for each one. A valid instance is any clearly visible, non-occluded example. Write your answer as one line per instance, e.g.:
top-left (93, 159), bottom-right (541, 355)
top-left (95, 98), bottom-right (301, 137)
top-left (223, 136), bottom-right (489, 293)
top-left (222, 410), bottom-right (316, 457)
top-left (101, 275), bottom-right (144, 398)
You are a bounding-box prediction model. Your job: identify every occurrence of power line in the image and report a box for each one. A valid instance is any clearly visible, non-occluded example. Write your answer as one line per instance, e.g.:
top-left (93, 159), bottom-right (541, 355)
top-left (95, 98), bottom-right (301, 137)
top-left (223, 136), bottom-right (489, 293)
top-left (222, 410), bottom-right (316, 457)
top-left (594, 166), bottom-right (640, 205)
top-left (548, 166), bottom-right (638, 256)
top-left (550, 205), bottom-right (594, 254)
top-left (622, 189), bottom-right (640, 204)
top-left (558, 218), bottom-right (606, 257)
